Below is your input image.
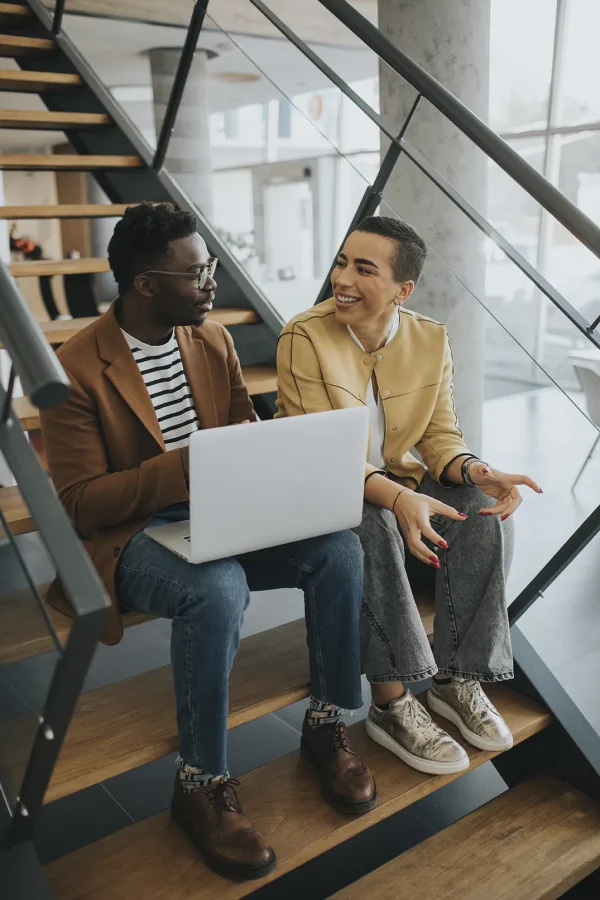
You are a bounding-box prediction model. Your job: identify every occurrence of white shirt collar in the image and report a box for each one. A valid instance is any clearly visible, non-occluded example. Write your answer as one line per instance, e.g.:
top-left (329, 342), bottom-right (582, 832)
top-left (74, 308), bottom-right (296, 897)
top-left (347, 307), bottom-right (400, 353)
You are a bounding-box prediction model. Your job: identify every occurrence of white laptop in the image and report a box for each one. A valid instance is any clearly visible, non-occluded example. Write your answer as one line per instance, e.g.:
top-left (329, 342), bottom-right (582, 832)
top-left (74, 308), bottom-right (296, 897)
top-left (144, 407), bottom-right (369, 564)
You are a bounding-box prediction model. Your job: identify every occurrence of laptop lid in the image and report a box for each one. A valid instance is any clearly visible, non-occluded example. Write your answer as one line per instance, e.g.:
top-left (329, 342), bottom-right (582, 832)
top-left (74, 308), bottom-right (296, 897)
top-left (187, 407), bottom-right (369, 564)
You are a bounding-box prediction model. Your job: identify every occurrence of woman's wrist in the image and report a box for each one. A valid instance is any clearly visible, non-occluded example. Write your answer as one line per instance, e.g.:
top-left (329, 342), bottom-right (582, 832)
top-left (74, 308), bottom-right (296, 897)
top-left (462, 457), bottom-right (490, 487)
top-left (392, 486), bottom-right (410, 517)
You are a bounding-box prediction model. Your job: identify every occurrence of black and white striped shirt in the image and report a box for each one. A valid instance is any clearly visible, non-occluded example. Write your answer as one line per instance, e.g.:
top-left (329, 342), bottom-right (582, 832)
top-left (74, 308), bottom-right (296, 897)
top-left (122, 329), bottom-right (200, 450)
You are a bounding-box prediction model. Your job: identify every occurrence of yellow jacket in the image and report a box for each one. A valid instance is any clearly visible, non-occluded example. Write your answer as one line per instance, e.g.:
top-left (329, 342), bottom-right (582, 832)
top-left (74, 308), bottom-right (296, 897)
top-left (275, 298), bottom-right (471, 485)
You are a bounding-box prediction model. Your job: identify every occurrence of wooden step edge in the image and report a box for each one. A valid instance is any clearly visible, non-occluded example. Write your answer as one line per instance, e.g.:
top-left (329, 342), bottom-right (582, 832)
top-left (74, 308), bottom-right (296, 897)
top-left (0, 583), bottom-right (150, 667)
top-left (332, 777), bottom-right (600, 899)
top-left (0, 484), bottom-right (33, 537)
top-left (0, 34), bottom-right (55, 53)
top-left (0, 109), bottom-right (110, 129)
top-left (10, 257), bottom-right (111, 277)
top-left (43, 687), bottom-right (552, 900)
top-left (0, 155), bottom-right (142, 170)
top-left (0, 203), bottom-right (126, 218)
top-left (0, 618), bottom-right (311, 805)
top-left (0, 3), bottom-right (31, 16)
top-left (0, 69), bottom-right (81, 91)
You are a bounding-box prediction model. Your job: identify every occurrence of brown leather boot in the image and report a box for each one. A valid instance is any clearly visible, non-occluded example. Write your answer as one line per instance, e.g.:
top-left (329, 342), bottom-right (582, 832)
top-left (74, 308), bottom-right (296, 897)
top-left (171, 776), bottom-right (276, 880)
top-left (301, 716), bottom-right (377, 815)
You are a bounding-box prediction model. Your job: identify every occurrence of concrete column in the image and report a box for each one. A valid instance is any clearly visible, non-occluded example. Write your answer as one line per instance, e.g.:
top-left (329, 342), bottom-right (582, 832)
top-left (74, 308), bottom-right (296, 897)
top-left (149, 47), bottom-right (214, 218)
top-left (378, 0), bottom-right (490, 451)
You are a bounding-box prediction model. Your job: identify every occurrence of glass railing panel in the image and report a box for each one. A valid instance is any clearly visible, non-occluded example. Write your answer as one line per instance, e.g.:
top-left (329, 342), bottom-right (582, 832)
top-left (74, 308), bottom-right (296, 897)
top-left (0, 536), bottom-right (59, 812)
top-left (518, 531), bottom-right (600, 737)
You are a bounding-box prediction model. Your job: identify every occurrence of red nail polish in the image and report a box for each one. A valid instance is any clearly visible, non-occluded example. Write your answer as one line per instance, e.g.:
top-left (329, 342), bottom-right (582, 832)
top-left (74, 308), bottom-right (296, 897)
top-left (459, 513), bottom-right (468, 519)
top-left (439, 540), bottom-right (448, 550)
top-left (482, 467), bottom-right (490, 474)
top-left (501, 514), bottom-right (509, 521)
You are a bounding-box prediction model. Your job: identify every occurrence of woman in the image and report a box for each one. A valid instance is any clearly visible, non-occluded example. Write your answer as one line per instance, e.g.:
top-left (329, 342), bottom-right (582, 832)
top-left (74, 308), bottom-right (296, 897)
top-left (275, 215), bottom-right (542, 776)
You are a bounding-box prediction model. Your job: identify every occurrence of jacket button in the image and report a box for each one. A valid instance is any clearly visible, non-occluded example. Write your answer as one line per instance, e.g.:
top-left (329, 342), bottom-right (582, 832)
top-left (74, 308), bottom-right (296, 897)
top-left (113, 547), bottom-right (121, 557)
top-left (377, 354), bottom-right (383, 359)
top-left (363, 358), bottom-right (370, 366)
top-left (392, 425), bottom-right (397, 431)
top-left (385, 390), bottom-right (390, 395)
top-left (390, 458), bottom-right (396, 463)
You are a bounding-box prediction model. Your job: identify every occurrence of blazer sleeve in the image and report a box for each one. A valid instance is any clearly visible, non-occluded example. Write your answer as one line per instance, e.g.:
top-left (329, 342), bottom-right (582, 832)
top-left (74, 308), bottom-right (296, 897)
top-left (414, 332), bottom-right (471, 481)
top-left (275, 328), bottom-right (382, 480)
top-left (40, 369), bottom-right (189, 538)
top-left (223, 326), bottom-right (258, 424)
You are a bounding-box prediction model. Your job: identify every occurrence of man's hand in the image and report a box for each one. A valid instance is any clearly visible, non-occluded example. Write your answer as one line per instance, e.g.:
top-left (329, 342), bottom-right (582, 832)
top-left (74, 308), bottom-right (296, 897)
top-left (468, 463), bottom-right (542, 520)
top-left (394, 490), bottom-right (467, 568)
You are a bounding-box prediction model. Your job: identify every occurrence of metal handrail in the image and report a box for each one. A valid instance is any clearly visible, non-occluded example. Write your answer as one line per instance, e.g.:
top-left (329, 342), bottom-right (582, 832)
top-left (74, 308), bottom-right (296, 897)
top-left (317, 0), bottom-right (600, 264)
top-left (0, 264), bottom-right (70, 409)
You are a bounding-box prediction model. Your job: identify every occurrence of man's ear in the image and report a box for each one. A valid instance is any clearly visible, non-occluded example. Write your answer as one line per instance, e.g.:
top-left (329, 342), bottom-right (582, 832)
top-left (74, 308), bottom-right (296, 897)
top-left (132, 273), bottom-right (154, 298)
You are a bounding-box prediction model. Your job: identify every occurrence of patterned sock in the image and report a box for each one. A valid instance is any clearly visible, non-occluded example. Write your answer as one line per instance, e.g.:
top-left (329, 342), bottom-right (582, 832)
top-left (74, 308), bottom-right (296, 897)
top-left (177, 761), bottom-right (226, 794)
top-left (306, 696), bottom-right (343, 728)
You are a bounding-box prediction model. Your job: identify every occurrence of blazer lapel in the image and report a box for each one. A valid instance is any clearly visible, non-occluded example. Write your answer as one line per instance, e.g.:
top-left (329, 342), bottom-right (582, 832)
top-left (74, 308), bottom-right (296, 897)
top-left (176, 327), bottom-right (218, 429)
top-left (96, 305), bottom-right (166, 450)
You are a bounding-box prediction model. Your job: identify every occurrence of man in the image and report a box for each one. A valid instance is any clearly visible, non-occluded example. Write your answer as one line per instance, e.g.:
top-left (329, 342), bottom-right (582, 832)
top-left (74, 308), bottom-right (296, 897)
top-left (40, 202), bottom-right (375, 882)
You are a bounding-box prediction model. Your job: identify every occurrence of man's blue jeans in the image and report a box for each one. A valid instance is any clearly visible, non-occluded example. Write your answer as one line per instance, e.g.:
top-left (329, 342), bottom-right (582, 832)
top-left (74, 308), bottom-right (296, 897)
top-left (116, 504), bottom-right (364, 776)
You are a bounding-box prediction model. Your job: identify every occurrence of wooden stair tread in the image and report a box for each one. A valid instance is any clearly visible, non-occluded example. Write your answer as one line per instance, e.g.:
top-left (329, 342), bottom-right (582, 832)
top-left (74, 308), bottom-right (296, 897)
top-left (0, 109), bottom-right (109, 129)
top-left (0, 203), bottom-right (126, 218)
top-left (242, 365), bottom-right (277, 395)
top-left (0, 68), bottom-right (81, 92)
top-left (0, 619), bottom-right (311, 804)
top-left (44, 687), bottom-right (551, 900)
top-left (0, 584), bottom-right (150, 667)
top-left (0, 310), bottom-right (260, 350)
top-left (0, 3), bottom-right (30, 24)
top-left (10, 257), bottom-right (111, 277)
top-left (11, 366), bottom-right (276, 434)
top-left (0, 34), bottom-right (55, 56)
top-left (0, 154), bottom-right (142, 170)
top-left (332, 777), bottom-right (600, 900)
top-left (0, 484), bottom-right (33, 537)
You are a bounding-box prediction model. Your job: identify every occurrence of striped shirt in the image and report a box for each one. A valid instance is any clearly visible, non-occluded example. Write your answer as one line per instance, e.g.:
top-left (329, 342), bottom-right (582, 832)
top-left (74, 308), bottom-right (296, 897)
top-left (122, 329), bottom-right (200, 450)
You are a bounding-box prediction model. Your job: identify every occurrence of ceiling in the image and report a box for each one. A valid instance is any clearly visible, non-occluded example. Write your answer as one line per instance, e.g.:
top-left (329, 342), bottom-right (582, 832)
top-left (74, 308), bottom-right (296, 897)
top-left (0, 10), bottom-right (378, 149)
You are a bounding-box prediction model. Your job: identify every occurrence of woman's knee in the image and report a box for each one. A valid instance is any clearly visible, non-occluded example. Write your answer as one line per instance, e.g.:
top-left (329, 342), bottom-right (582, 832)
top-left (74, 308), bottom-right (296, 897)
top-left (354, 502), bottom-right (403, 555)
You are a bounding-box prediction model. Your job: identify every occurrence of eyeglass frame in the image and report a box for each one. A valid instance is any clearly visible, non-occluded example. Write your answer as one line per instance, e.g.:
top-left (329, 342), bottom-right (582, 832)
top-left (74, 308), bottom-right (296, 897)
top-left (139, 257), bottom-right (218, 290)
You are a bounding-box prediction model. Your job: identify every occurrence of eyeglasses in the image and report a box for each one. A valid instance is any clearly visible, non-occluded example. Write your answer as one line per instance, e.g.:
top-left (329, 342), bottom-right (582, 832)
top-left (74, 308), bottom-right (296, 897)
top-left (141, 257), bottom-right (218, 290)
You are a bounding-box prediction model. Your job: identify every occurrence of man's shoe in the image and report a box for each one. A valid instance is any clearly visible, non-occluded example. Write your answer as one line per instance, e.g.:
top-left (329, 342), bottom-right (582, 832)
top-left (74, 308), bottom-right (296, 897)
top-left (428, 678), bottom-right (513, 752)
top-left (301, 716), bottom-right (377, 815)
top-left (366, 691), bottom-right (469, 775)
top-left (171, 776), bottom-right (276, 881)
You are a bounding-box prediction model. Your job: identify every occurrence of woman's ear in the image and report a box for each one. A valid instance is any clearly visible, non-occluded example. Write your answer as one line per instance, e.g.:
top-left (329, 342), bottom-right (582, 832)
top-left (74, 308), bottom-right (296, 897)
top-left (395, 280), bottom-right (415, 305)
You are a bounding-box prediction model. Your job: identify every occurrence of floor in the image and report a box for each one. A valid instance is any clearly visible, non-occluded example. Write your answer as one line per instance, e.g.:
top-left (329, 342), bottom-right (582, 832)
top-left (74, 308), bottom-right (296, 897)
top-left (1, 383), bottom-right (599, 897)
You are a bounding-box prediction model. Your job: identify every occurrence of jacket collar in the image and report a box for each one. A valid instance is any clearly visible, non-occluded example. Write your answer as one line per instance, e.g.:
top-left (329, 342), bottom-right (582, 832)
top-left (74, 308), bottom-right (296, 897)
top-left (96, 302), bottom-right (218, 450)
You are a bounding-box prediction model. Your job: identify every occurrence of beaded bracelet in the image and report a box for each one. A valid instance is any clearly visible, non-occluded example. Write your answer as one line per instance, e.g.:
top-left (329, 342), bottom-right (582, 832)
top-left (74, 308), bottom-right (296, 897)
top-left (462, 456), bottom-right (489, 487)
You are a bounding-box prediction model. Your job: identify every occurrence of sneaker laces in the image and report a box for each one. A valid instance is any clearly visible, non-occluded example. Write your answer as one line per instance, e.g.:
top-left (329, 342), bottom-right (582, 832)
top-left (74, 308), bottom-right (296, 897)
top-left (401, 695), bottom-right (450, 752)
top-left (456, 680), bottom-right (494, 716)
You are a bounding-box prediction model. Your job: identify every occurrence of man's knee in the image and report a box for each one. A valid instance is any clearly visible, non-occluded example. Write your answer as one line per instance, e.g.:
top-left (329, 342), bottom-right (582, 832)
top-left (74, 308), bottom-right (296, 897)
top-left (181, 558), bottom-right (249, 622)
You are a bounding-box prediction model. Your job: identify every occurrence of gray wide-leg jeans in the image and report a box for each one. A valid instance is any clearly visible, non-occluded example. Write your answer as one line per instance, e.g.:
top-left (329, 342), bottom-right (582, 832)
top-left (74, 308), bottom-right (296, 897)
top-left (354, 474), bottom-right (514, 685)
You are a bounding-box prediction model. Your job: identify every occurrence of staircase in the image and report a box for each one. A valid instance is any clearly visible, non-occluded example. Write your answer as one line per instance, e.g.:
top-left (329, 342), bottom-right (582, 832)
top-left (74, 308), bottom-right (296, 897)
top-left (1, 1), bottom-right (600, 898)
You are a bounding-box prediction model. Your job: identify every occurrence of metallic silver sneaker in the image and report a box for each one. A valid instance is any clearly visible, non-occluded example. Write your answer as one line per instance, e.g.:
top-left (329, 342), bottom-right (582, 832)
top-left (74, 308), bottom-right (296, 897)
top-left (428, 679), bottom-right (513, 752)
top-left (365, 691), bottom-right (469, 775)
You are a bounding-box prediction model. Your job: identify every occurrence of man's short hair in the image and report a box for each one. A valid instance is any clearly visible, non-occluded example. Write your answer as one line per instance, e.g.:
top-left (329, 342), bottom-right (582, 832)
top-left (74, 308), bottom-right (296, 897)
top-left (107, 202), bottom-right (198, 293)
top-left (355, 216), bottom-right (427, 283)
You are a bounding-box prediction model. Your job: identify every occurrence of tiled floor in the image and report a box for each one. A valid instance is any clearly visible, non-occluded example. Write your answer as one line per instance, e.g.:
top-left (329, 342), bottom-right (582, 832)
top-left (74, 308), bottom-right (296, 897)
top-left (1, 383), bottom-right (599, 896)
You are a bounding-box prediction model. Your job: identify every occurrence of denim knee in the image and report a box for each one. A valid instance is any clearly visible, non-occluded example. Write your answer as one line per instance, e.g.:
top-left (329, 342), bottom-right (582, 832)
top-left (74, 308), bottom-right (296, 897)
top-left (314, 529), bottom-right (364, 573)
top-left (178, 558), bottom-right (249, 625)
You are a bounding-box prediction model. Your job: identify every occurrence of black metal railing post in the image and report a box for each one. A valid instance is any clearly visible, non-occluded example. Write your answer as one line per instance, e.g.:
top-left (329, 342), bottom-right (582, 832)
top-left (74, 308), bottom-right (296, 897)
top-left (52, 0), bottom-right (67, 35)
top-left (152, 0), bottom-right (210, 172)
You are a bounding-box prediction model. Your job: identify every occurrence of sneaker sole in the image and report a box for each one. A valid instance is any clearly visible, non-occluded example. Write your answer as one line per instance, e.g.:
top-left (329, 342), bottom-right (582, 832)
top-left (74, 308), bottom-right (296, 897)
top-left (300, 739), bottom-right (377, 816)
top-left (365, 717), bottom-right (469, 775)
top-left (171, 803), bottom-right (277, 881)
top-left (427, 691), bottom-right (514, 753)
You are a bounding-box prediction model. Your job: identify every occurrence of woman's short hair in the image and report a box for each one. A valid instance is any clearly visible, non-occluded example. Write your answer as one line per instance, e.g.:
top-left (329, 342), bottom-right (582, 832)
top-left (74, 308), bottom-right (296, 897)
top-left (356, 216), bottom-right (427, 284)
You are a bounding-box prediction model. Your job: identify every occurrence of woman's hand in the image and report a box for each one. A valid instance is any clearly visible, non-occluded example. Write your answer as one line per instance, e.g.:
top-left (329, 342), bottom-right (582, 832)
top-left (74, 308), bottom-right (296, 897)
top-left (394, 490), bottom-right (467, 568)
top-left (468, 463), bottom-right (542, 520)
